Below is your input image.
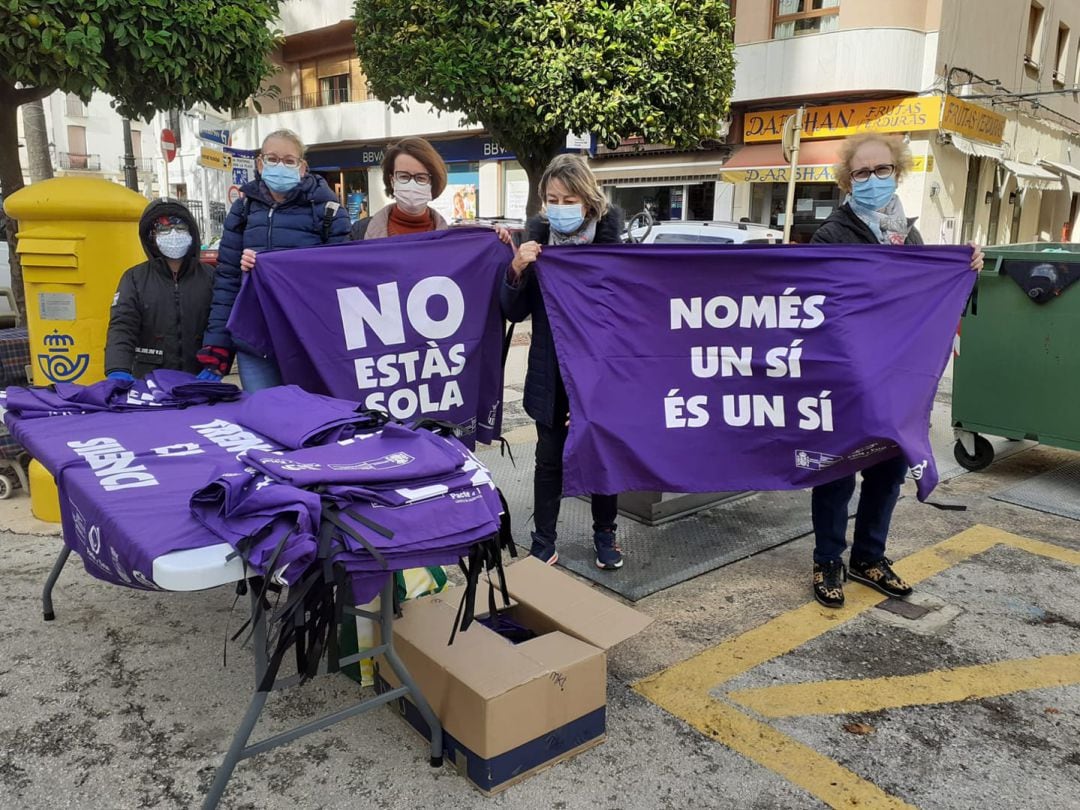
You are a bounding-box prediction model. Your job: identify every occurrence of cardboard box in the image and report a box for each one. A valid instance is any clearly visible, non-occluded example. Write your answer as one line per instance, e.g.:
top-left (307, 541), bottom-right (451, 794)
top-left (377, 556), bottom-right (652, 794)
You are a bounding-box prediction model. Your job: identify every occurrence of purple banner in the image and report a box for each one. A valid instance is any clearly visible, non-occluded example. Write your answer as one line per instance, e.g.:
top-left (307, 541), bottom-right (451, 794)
top-left (536, 244), bottom-right (976, 501)
top-left (227, 228), bottom-right (511, 446)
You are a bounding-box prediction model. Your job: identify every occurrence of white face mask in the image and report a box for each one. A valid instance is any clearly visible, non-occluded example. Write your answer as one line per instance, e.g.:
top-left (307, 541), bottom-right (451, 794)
top-left (393, 179), bottom-right (433, 214)
top-left (156, 231), bottom-right (192, 260)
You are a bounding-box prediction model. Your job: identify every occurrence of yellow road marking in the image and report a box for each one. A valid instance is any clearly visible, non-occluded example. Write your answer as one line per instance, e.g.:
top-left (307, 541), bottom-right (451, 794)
top-left (633, 526), bottom-right (1080, 809)
top-left (684, 693), bottom-right (917, 810)
top-left (729, 653), bottom-right (1080, 718)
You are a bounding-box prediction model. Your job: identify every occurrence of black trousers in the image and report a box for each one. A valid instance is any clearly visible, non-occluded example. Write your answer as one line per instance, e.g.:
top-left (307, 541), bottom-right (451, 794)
top-left (532, 419), bottom-right (618, 550)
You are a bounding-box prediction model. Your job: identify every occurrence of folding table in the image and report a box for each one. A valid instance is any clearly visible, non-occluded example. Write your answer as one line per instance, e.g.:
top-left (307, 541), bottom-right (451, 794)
top-left (14, 403), bottom-right (446, 810)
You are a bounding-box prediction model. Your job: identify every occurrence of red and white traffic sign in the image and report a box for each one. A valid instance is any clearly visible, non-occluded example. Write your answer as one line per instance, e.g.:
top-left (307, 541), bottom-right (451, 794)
top-left (227, 185), bottom-right (241, 205)
top-left (160, 129), bottom-right (177, 163)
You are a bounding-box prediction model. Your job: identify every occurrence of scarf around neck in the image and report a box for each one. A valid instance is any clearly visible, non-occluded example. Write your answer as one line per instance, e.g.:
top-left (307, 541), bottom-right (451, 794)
top-left (548, 217), bottom-right (598, 246)
top-left (847, 193), bottom-right (912, 245)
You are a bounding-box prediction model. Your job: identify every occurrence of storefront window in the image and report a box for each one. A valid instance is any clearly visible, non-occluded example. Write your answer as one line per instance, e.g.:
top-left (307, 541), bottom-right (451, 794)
top-left (610, 183), bottom-right (715, 221)
top-left (312, 170), bottom-right (370, 220)
top-left (503, 161), bottom-right (529, 221)
top-left (751, 182), bottom-right (841, 243)
top-left (343, 170), bottom-right (369, 221)
top-left (431, 162), bottom-right (480, 223)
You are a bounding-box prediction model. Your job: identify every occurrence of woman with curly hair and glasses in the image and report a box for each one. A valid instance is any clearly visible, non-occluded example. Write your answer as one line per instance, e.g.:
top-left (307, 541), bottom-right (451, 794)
top-left (809, 132), bottom-right (983, 608)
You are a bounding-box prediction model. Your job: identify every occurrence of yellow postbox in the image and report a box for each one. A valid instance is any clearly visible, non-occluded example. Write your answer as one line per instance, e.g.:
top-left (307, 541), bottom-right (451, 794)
top-left (6, 178), bottom-right (148, 522)
top-left (5, 177), bottom-right (148, 387)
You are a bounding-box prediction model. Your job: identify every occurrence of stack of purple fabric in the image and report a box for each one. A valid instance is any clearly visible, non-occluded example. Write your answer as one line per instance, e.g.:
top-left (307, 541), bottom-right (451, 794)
top-left (2, 370), bottom-right (240, 419)
top-left (4, 380), bottom-right (511, 671)
top-left (191, 389), bottom-right (507, 605)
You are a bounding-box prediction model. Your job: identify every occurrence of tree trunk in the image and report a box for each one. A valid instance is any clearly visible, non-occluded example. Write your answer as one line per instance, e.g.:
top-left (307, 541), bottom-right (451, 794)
top-left (23, 99), bottom-right (53, 183)
top-left (488, 127), bottom-right (564, 219)
top-left (0, 83), bottom-right (54, 322)
top-left (121, 119), bottom-right (139, 192)
top-left (0, 95), bottom-right (28, 321)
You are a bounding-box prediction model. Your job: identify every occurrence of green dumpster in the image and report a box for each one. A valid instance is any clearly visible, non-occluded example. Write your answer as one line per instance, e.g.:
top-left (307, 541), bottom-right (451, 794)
top-left (951, 242), bottom-right (1080, 470)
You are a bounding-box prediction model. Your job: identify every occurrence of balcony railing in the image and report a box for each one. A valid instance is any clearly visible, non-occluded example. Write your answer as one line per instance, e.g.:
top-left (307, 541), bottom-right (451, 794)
top-left (116, 156), bottom-right (156, 173)
top-left (58, 152), bottom-right (100, 171)
top-left (277, 85), bottom-right (369, 111)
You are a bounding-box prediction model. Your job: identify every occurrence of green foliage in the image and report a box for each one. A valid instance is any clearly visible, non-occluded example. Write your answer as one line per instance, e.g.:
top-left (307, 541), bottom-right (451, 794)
top-left (353, 0), bottom-right (735, 158)
top-left (0, 0), bottom-right (283, 118)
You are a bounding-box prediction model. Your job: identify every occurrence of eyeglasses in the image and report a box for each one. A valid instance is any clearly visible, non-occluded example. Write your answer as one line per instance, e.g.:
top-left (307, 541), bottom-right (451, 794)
top-left (154, 223), bottom-right (190, 235)
top-left (393, 170), bottom-right (432, 186)
top-left (262, 155), bottom-right (302, 168)
top-left (851, 164), bottom-right (896, 183)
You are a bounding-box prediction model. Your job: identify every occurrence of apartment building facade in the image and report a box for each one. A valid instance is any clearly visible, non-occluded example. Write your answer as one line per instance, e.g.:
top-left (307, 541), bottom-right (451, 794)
top-left (598, 0), bottom-right (1080, 244)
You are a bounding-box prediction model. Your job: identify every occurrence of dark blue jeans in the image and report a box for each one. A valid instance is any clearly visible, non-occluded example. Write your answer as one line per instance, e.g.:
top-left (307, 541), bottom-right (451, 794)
top-left (237, 352), bottom-right (283, 392)
top-left (532, 419), bottom-right (617, 551)
top-left (811, 454), bottom-right (909, 565)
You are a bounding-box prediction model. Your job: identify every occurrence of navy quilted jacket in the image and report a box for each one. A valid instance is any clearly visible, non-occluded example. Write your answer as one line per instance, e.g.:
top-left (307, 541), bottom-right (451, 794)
top-left (204, 173), bottom-right (351, 351)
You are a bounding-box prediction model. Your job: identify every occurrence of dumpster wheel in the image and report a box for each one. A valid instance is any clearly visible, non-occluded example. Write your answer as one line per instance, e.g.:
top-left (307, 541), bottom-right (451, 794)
top-left (953, 434), bottom-right (994, 471)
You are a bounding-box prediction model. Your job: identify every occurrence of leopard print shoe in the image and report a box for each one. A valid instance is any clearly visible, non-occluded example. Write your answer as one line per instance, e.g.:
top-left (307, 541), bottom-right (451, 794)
top-left (849, 556), bottom-right (913, 598)
top-left (813, 560), bottom-right (846, 608)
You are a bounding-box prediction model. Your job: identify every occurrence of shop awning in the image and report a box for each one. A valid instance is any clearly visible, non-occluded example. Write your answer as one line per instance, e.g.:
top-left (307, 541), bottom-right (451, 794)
top-left (716, 140), bottom-right (843, 183)
top-left (590, 152), bottom-right (729, 186)
top-left (1040, 159), bottom-right (1080, 194)
top-left (1002, 159), bottom-right (1063, 191)
top-left (948, 135), bottom-right (1006, 161)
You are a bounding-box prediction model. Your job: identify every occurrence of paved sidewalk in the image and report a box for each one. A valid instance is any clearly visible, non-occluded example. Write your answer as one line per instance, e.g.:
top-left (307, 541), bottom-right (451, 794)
top-left (1, 343), bottom-right (1078, 808)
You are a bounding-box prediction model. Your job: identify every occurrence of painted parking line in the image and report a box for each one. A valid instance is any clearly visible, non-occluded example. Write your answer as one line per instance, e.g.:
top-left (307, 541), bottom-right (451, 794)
top-left (634, 525), bottom-right (1080, 809)
top-left (728, 653), bottom-right (1080, 718)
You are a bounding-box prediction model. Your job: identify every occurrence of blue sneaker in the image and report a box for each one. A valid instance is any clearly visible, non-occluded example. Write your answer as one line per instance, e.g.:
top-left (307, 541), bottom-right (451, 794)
top-left (594, 530), bottom-right (623, 570)
top-left (529, 535), bottom-right (559, 566)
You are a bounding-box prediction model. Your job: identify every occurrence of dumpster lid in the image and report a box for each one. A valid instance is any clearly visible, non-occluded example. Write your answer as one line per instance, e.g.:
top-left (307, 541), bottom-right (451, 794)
top-left (5, 178), bottom-right (147, 222)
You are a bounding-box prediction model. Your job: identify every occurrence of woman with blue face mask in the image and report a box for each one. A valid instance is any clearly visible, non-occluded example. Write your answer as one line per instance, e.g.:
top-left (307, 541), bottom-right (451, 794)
top-left (807, 133), bottom-right (984, 609)
top-left (198, 129), bottom-right (350, 390)
top-left (501, 154), bottom-right (627, 571)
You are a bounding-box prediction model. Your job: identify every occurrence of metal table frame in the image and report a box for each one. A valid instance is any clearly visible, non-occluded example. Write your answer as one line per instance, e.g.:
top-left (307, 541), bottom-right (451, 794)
top-left (41, 540), bottom-right (444, 809)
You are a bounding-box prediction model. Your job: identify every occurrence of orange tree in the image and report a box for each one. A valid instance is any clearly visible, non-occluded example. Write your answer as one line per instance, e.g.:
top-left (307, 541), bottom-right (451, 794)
top-left (354, 0), bottom-right (735, 216)
top-left (0, 0), bottom-right (283, 316)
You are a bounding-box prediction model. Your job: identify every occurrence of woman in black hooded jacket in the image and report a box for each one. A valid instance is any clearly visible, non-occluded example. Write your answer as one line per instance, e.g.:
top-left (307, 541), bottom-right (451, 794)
top-left (105, 199), bottom-right (214, 379)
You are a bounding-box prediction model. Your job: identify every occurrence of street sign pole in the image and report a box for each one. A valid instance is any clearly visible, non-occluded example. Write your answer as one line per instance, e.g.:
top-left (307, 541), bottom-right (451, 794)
top-left (160, 129), bottom-right (177, 199)
top-left (781, 107), bottom-right (805, 244)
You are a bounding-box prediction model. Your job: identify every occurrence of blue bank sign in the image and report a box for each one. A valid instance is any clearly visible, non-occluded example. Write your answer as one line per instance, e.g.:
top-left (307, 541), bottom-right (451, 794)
top-left (307, 134), bottom-right (594, 171)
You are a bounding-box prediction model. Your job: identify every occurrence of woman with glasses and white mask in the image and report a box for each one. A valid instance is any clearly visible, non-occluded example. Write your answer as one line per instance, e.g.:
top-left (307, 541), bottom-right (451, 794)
top-left (808, 132), bottom-right (984, 609)
top-left (351, 137), bottom-right (450, 239)
top-left (198, 128), bottom-right (350, 390)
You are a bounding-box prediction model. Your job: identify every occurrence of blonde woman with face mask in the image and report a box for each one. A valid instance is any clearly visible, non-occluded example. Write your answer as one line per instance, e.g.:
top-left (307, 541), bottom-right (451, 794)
top-left (200, 128), bottom-right (350, 390)
top-left (502, 154), bottom-right (626, 571)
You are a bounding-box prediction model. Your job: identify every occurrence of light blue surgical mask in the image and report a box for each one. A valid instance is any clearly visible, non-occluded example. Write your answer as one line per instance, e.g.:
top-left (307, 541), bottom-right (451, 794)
top-left (547, 203), bottom-right (585, 234)
top-left (262, 163), bottom-right (301, 194)
top-left (851, 174), bottom-right (897, 210)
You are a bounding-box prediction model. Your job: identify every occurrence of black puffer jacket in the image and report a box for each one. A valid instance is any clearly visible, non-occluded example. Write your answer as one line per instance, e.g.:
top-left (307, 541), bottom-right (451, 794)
top-left (500, 206), bottom-right (624, 427)
top-left (811, 202), bottom-right (924, 245)
top-left (104, 200), bottom-right (215, 377)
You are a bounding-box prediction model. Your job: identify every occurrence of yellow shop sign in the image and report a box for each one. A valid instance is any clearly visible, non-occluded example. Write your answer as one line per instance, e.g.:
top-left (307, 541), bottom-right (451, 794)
top-left (939, 96), bottom-right (1007, 144)
top-left (198, 147), bottom-right (231, 171)
top-left (744, 97), bottom-right (942, 143)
